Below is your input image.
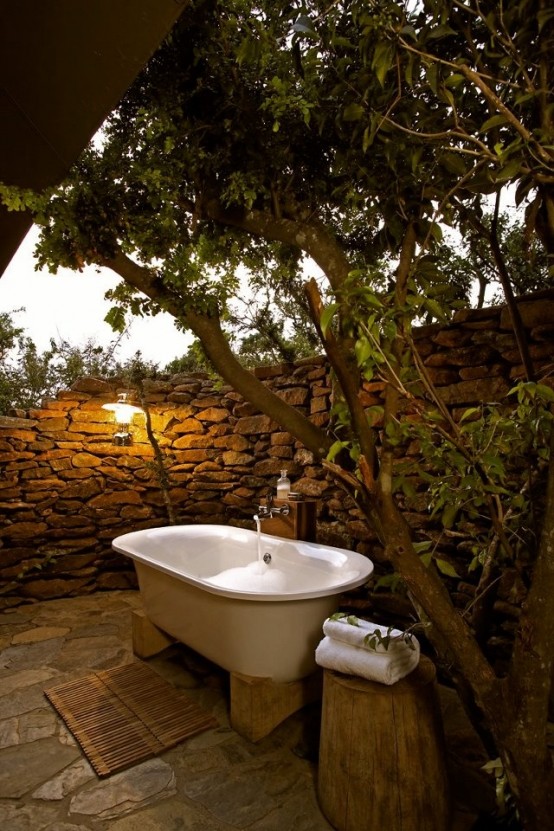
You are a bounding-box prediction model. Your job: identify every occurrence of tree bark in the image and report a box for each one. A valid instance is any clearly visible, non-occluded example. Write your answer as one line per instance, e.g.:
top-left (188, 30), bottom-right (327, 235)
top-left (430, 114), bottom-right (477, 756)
top-left (202, 198), bottom-right (352, 293)
top-left (499, 422), bottom-right (554, 829)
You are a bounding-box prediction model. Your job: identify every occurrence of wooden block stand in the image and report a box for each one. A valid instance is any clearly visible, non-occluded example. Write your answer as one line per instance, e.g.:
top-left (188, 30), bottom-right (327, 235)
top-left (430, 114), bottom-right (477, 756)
top-left (132, 610), bottom-right (322, 742)
top-left (132, 609), bottom-right (175, 658)
top-left (230, 670), bottom-right (322, 742)
top-left (318, 656), bottom-right (451, 831)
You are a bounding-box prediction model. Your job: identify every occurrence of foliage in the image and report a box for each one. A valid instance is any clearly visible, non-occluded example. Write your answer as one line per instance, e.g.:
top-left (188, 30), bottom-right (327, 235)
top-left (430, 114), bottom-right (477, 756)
top-left (329, 611), bottom-right (420, 650)
top-left (0, 309), bottom-right (24, 358)
top-left (16, 550), bottom-right (60, 581)
top-left (163, 340), bottom-right (211, 375)
top-left (386, 369), bottom-right (553, 594)
top-left (434, 212), bottom-right (552, 308)
top-left (0, 310), bottom-right (158, 413)
top-left (229, 281), bottom-right (321, 365)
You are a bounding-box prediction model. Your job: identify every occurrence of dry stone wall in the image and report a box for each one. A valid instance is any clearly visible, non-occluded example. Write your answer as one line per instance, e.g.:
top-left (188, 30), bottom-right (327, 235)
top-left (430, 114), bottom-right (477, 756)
top-left (1, 289), bottom-right (553, 611)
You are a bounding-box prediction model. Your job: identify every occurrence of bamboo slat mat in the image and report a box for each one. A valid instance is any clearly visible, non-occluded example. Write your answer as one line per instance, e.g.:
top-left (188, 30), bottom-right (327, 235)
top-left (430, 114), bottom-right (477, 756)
top-left (44, 661), bottom-right (218, 777)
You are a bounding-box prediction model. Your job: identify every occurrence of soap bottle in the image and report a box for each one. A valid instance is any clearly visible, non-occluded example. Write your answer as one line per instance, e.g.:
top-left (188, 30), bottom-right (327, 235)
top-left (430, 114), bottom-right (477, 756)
top-left (276, 470), bottom-right (291, 499)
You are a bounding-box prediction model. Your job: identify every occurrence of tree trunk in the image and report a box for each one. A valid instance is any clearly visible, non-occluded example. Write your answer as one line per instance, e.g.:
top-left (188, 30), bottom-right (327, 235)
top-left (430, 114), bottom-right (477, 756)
top-left (371, 486), bottom-right (554, 831)
top-left (496, 725), bottom-right (554, 830)
top-left (498, 423), bottom-right (554, 829)
top-left (318, 658), bottom-right (451, 831)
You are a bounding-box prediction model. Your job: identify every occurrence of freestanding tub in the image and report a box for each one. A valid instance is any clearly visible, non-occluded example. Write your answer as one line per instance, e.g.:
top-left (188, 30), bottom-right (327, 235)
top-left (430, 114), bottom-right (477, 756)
top-left (112, 524), bottom-right (374, 683)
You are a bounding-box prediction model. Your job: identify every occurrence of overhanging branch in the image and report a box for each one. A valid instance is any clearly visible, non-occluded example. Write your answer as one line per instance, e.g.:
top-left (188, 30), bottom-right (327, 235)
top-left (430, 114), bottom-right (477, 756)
top-left (201, 198), bottom-right (352, 293)
top-left (103, 250), bottom-right (331, 460)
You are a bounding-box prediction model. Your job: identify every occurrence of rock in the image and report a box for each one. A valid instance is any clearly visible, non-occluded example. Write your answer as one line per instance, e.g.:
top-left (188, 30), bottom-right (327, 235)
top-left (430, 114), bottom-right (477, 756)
top-left (89, 491), bottom-right (143, 508)
top-left (500, 298), bottom-right (554, 330)
top-left (32, 758), bottom-right (95, 800)
top-left (235, 414), bottom-right (277, 434)
top-left (0, 801), bottom-right (59, 830)
top-left (11, 627), bottom-right (70, 645)
top-left (69, 758), bottom-right (176, 819)
top-left (0, 521), bottom-right (48, 539)
top-left (61, 479), bottom-right (102, 499)
top-left (278, 387), bottom-right (309, 406)
top-left (71, 377), bottom-right (113, 393)
top-left (0, 737), bottom-right (81, 798)
top-left (181, 757), bottom-right (307, 826)
top-left (195, 407), bottom-right (229, 423)
top-left (107, 796), bottom-right (216, 830)
top-left (221, 451), bottom-right (255, 466)
top-left (171, 418), bottom-right (204, 435)
top-left (71, 452), bottom-right (102, 468)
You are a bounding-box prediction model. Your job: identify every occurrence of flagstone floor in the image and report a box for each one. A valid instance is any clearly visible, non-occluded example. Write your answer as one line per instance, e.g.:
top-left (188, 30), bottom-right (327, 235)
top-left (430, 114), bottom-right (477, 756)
top-left (0, 590), bottom-right (489, 830)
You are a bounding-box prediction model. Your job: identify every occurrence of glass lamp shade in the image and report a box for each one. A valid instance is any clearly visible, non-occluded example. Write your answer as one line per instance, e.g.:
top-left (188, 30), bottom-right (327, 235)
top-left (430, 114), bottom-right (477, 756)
top-left (102, 393), bottom-right (143, 425)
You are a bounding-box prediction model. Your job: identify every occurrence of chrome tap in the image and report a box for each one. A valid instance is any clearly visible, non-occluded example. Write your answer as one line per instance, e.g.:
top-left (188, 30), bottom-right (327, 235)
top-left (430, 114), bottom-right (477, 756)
top-left (256, 492), bottom-right (289, 518)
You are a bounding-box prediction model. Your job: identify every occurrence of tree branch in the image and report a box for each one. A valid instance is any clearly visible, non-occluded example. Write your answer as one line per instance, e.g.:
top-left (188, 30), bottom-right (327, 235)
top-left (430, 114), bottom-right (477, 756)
top-left (305, 277), bottom-right (378, 484)
top-left (201, 198), bottom-right (352, 293)
top-left (469, 198), bottom-right (535, 381)
top-left (380, 222), bottom-right (417, 492)
top-left (396, 37), bottom-right (554, 171)
top-left (103, 250), bottom-right (331, 459)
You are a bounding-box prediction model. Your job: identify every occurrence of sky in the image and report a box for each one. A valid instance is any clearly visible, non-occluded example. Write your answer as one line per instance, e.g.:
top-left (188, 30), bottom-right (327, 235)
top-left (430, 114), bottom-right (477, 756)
top-left (0, 225), bottom-right (193, 366)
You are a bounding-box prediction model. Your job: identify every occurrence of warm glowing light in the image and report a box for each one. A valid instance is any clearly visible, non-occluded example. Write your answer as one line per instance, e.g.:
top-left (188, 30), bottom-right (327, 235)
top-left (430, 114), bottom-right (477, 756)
top-left (102, 393), bottom-right (143, 445)
top-left (102, 393), bottom-right (143, 423)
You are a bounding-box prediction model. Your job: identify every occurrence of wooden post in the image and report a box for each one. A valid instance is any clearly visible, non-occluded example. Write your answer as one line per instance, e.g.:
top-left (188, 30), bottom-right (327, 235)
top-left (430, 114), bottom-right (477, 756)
top-left (318, 656), bottom-right (451, 831)
top-left (259, 498), bottom-right (317, 541)
top-left (230, 670), bottom-right (322, 742)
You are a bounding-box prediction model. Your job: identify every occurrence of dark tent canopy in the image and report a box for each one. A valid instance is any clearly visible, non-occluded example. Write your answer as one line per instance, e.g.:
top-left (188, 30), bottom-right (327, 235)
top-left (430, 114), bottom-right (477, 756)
top-left (0, 0), bottom-right (186, 276)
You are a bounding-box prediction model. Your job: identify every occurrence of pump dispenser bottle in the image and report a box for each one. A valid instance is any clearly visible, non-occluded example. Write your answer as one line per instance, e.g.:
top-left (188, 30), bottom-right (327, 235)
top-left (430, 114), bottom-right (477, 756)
top-left (276, 470), bottom-right (291, 499)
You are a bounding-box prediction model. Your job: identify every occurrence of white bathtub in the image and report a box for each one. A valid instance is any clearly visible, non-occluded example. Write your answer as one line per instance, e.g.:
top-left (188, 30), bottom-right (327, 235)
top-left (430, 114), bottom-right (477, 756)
top-left (112, 524), bottom-right (373, 682)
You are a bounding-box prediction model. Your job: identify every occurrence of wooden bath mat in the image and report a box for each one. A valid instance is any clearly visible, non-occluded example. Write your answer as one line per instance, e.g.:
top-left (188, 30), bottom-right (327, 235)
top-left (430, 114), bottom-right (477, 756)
top-left (44, 661), bottom-right (218, 777)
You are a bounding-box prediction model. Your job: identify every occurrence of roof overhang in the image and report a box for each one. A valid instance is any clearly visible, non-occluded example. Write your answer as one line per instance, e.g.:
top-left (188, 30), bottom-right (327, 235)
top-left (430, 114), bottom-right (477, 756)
top-left (0, 0), bottom-right (187, 276)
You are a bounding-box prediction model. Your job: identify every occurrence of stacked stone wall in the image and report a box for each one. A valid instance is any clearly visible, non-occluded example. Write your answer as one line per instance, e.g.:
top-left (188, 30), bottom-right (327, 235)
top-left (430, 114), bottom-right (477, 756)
top-left (1, 289), bottom-right (553, 610)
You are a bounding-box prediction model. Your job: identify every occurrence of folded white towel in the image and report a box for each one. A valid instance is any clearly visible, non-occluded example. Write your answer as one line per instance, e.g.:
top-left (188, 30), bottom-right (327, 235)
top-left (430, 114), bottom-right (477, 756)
top-left (323, 616), bottom-right (419, 657)
top-left (315, 636), bottom-right (419, 685)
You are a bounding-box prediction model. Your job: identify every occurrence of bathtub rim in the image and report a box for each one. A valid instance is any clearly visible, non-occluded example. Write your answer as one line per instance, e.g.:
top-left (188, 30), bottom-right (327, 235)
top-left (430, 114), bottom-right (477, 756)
top-left (112, 523), bottom-right (373, 602)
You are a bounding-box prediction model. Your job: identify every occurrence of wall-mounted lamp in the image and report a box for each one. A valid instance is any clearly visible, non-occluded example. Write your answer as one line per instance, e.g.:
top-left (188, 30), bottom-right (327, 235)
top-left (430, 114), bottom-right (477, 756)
top-left (102, 393), bottom-right (143, 446)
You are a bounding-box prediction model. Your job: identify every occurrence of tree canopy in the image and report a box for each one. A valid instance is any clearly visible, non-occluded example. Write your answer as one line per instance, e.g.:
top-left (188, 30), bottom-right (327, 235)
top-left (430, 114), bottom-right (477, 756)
top-left (3, 1), bottom-right (554, 827)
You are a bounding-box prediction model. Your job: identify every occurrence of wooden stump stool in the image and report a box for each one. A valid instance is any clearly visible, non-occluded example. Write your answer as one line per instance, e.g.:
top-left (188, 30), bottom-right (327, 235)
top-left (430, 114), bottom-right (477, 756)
top-left (318, 656), bottom-right (450, 831)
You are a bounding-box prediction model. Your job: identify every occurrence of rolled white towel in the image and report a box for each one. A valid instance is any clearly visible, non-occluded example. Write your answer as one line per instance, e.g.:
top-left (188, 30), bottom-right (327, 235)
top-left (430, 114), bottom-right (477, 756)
top-left (323, 615), bottom-right (419, 658)
top-left (315, 636), bottom-right (419, 685)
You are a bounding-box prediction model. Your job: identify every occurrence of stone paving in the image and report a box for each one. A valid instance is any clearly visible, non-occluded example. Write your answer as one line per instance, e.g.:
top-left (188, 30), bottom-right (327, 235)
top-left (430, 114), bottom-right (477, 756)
top-left (0, 591), bottom-right (489, 831)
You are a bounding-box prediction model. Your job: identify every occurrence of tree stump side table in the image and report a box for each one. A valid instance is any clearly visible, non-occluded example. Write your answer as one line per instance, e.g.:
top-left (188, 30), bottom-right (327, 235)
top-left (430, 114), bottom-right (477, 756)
top-left (317, 655), bottom-right (451, 831)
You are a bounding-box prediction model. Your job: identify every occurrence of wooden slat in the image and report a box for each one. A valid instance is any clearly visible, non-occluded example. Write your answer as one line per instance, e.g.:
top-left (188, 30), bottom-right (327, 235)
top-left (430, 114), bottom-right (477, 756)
top-left (45, 661), bottom-right (217, 778)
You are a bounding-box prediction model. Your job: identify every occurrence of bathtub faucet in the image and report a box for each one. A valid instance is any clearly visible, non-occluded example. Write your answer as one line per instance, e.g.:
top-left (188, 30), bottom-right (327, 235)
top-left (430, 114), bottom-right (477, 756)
top-left (257, 492), bottom-right (290, 518)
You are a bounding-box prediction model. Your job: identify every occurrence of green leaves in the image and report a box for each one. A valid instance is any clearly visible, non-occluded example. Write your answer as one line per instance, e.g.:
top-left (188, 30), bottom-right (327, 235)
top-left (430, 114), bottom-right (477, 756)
top-left (418, 545), bottom-right (459, 578)
top-left (320, 303), bottom-right (339, 336)
top-left (342, 102), bottom-right (365, 122)
top-left (104, 306), bottom-right (127, 334)
top-left (329, 612), bottom-right (360, 625)
top-left (480, 114), bottom-right (509, 133)
top-left (435, 558), bottom-right (460, 578)
top-left (12, 0), bottom-right (553, 623)
top-left (0, 183), bottom-right (49, 214)
top-left (400, 379), bottom-right (553, 583)
top-left (371, 40), bottom-right (394, 87)
top-left (354, 336), bottom-right (373, 366)
top-left (327, 439), bottom-right (349, 462)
